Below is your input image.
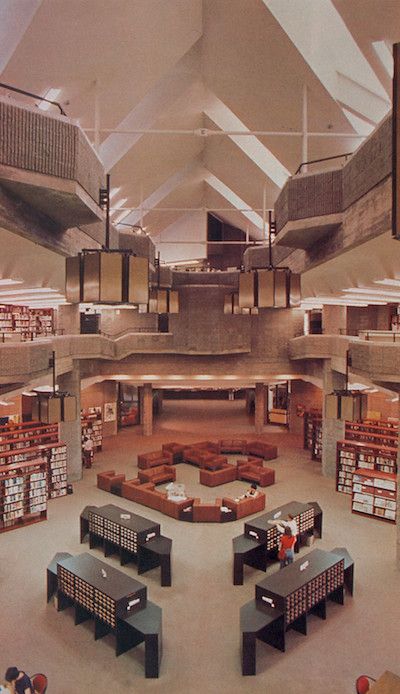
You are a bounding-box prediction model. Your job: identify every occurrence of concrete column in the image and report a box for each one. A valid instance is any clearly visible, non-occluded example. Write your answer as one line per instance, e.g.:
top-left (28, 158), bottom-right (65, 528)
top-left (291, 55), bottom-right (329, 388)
top-left (142, 383), bottom-right (153, 436)
top-left (255, 382), bottom-right (266, 435)
top-left (58, 361), bottom-right (82, 482)
top-left (322, 305), bottom-right (347, 335)
top-left (57, 304), bottom-right (80, 335)
top-left (245, 389), bottom-right (254, 415)
top-left (321, 362), bottom-right (346, 478)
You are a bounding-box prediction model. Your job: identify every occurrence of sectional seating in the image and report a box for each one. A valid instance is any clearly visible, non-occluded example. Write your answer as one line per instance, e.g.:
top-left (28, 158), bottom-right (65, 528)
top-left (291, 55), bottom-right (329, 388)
top-left (246, 440), bottom-right (278, 460)
top-left (183, 448), bottom-right (216, 467)
top-left (237, 464), bottom-right (275, 487)
top-left (138, 464), bottom-right (176, 485)
top-left (192, 498), bottom-right (222, 522)
top-left (199, 463), bottom-right (237, 487)
top-left (97, 470), bottom-right (126, 493)
top-left (236, 457), bottom-right (263, 470)
top-left (137, 451), bottom-right (173, 469)
top-left (218, 439), bottom-right (248, 454)
top-left (222, 492), bottom-right (266, 519)
top-left (161, 442), bottom-right (186, 464)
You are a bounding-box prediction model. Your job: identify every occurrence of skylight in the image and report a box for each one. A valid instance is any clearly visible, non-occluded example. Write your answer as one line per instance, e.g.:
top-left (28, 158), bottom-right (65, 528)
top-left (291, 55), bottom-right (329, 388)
top-left (38, 88), bottom-right (62, 111)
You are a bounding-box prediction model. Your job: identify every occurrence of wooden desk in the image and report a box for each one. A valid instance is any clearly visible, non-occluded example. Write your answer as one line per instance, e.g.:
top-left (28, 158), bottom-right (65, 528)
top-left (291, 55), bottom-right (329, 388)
top-left (369, 672), bottom-right (400, 694)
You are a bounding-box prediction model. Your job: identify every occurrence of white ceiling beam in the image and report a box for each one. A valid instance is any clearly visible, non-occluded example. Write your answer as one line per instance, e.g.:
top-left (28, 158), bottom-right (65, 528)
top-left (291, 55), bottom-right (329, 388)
top-left (204, 94), bottom-right (290, 187)
top-left (99, 51), bottom-right (200, 171)
top-left (0, 0), bottom-right (42, 74)
top-left (204, 172), bottom-right (264, 236)
top-left (263, 0), bottom-right (390, 130)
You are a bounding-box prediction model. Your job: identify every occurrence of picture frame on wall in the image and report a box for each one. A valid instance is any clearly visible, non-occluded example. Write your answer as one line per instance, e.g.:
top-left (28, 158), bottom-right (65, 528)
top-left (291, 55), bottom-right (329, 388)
top-left (104, 402), bottom-right (116, 422)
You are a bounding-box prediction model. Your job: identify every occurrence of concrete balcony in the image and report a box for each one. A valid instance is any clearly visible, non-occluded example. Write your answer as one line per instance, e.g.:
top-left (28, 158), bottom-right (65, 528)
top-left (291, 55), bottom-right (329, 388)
top-left (0, 98), bottom-right (105, 232)
top-left (289, 334), bottom-right (350, 361)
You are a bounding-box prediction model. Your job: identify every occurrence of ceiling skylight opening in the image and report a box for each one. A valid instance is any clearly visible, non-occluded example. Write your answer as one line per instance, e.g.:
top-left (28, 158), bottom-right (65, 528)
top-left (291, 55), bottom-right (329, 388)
top-left (109, 187), bottom-right (122, 200)
top-left (372, 41), bottom-right (394, 77)
top-left (374, 278), bottom-right (400, 287)
top-left (38, 88), bottom-right (62, 111)
top-left (111, 198), bottom-right (128, 215)
top-left (0, 278), bottom-right (23, 286)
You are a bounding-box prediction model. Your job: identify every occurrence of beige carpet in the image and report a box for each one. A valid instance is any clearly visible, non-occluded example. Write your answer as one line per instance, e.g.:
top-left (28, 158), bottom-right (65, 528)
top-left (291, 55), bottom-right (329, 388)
top-left (1, 400), bottom-right (398, 694)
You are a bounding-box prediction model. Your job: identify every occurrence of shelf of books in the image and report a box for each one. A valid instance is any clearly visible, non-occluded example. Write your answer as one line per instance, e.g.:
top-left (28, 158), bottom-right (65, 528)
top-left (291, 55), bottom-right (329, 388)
top-left (81, 407), bottom-right (103, 452)
top-left (352, 469), bottom-right (396, 523)
top-left (336, 439), bottom-right (397, 495)
top-left (0, 458), bottom-right (47, 533)
top-left (0, 304), bottom-right (54, 340)
top-left (303, 411), bottom-right (322, 461)
top-left (345, 421), bottom-right (398, 447)
top-left (0, 422), bottom-right (67, 499)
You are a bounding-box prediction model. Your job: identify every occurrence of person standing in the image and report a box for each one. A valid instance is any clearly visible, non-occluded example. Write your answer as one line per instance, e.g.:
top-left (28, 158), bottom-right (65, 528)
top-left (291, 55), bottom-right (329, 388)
top-left (82, 434), bottom-right (94, 469)
top-left (4, 668), bottom-right (33, 694)
top-left (278, 526), bottom-right (296, 569)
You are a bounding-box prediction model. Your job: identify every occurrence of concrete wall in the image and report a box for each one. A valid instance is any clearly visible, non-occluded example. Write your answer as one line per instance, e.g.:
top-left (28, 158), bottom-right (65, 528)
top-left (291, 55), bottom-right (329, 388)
top-left (289, 380), bottom-right (323, 435)
top-left (100, 309), bottom-right (158, 336)
top-left (346, 305), bottom-right (391, 336)
top-left (275, 169), bottom-right (342, 232)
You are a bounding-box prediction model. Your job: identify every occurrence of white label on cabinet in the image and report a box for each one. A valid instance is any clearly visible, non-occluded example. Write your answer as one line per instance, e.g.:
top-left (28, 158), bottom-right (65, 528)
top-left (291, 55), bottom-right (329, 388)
top-left (127, 598), bottom-right (140, 610)
top-left (300, 561), bottom-right (309, 572)
top-left (249, 531), bottom-right (259, 540)
top-left (262, 596), bottom-right (275, 607)
top-left (274, 511), bottom-right (281, 519)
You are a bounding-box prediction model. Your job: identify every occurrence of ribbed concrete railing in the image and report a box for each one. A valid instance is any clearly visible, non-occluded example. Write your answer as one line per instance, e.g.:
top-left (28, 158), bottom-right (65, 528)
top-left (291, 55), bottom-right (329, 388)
top-left (350, 341), bottom-right (400, 383)
top-left (289, 334), bottom-right (350, 360)
top-left (275, 115), bottom-right (391, 233)
top-left (0, 98), bottom-right (104, 204)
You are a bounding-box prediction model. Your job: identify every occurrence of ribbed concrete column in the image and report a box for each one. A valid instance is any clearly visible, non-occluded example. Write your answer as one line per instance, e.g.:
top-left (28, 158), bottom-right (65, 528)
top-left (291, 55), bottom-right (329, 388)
top-left (245, 389), bottom-right (253, 415)
top-left (255, 383), bottom-right (266, 435)
top-left (142, 383), bottom-right (153, 436)
top-left (58, 361), bottom-right (82, 482)
top-left (321, 362), bottom-right (346, 478)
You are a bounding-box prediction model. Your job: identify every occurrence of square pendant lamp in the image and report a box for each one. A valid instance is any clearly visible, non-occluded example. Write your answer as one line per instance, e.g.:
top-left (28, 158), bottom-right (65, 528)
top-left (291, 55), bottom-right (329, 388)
top-left (231, 269), bottom-right (301, 314)
top-left (325, 391), bottom-right (368, 421)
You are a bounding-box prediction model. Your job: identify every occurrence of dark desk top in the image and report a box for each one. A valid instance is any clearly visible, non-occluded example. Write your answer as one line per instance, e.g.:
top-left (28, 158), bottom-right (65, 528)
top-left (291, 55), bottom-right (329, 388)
top-left (143, 535), bottom-right (172, 554)
top-left (330, 547), bottom-right (354, 569)
top-left (92, 504), bottom-right (160, 534)
top-left (245, 501), bottom-right (312, 531)
top-left (122, 601), bottom-right (162, 634)
top-left (59, 553), bottom-right (145, 599)
top-left (233, 534), bottom-right (264, 553)
top-left (256, 549), bottom-right (342, 597)
top-left (240, 599), bottom-right (283, 632)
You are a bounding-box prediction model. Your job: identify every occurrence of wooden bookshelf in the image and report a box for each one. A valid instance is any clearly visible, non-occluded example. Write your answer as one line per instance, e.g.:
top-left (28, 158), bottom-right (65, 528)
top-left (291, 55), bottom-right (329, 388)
top-left (337, 439), bottom-right (398, 495)
top-left (352, 469), bottom-right (396, 523)
top-left (81, 407), bottom-right (103, 453)
top-left (0, 458), bottom-right (47, 532)
top-left (0, 304), bottom-right (54, 340)
top-left (303, 411), bottom-right (322, 461)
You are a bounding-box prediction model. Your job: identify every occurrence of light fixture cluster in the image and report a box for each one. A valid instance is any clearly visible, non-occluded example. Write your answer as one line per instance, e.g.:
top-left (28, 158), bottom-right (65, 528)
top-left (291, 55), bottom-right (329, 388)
top-left (225, 268), bottom-right (301, 314)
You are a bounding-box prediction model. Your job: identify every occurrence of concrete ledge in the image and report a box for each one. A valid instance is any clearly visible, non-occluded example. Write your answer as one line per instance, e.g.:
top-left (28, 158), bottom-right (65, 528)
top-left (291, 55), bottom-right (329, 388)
top-left (274, 214), bottom-right (342, 249)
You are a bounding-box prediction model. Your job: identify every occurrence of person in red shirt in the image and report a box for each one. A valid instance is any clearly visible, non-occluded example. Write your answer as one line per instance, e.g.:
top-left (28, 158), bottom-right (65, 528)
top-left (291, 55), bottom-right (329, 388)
top-left (278, 526), bottom-right (296, 569)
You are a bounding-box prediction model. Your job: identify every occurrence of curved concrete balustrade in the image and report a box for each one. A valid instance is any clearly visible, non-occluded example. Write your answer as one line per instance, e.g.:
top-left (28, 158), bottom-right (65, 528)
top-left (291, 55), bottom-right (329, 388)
top-left (289, 334), bottom-right (350, 361)
top-left (350, 341), bottom-right (400, 385)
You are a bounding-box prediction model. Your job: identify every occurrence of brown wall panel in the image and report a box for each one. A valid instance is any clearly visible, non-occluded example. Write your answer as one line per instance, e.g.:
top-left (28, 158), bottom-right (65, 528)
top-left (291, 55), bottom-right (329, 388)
top-left (393, 42), bottom-right (400, 237)
top-left (257, 269), bottom-right (274, 307)
top-left (290, 273), bottom-right (301, 307)
top-left (65, 256), bottom-right (81, 304)
top-left (83, 253), bottom-right (100, 302)
top-left (100, 253), bottom-right (123, 303)
top-left (157, 289), bottom-right (168, 313)
top-left (239, 272), bottom-right (255, 308)
top-left (128, 256), bottom-right (149, 305)
top-left (274, 269), bottom-right (287, 308)
top-left (168, 290), bottom-right (179, 314)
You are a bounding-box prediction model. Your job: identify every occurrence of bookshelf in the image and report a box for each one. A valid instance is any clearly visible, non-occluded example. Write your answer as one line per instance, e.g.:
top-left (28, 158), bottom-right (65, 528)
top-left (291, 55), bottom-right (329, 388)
top-left (336, 439), bottom-right (398, 495)
top-left (47, 443), bottom-right (68, 498)
top-left (0, 304), bottom-right (54, 339)
top-left (352, 469), bottom-right (396, 523)
top-left (303, 412), bottom-right (322, 461)
top-left (81, 407), bottom-right (103, 453)
top-left (345, 421), bottom-right (398, 447)
top-left (0, 458), bottom-right (47, 532)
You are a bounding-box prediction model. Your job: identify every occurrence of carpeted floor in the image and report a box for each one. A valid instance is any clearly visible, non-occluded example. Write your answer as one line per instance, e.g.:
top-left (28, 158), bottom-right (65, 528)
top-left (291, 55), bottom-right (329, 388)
top-left (1, 400), bottom-right (399, 694)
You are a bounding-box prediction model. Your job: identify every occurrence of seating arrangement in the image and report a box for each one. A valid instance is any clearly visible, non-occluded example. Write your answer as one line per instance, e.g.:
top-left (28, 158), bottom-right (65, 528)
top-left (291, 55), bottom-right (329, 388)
top-left (218, 439), bottom-right (248, 454)
top-left (237, 462), bottom-right (275, 487)
top-left (161, 442), bottom-right (186, 464)
top-left (138, 465), bottom-right (176, 485)
top-left (199, 464), bottom-right (237, 487)
top-left (138, 451), bottom-right (173, 469)
top-left (98, 470), bottom-right (266, 523)
top-left (246, 441), bottom-right (278, 460)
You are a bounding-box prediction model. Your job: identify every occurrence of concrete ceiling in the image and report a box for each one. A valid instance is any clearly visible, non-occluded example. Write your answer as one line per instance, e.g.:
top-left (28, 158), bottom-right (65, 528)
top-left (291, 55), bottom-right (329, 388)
top-left (0, 0), bottom-right (398, 261)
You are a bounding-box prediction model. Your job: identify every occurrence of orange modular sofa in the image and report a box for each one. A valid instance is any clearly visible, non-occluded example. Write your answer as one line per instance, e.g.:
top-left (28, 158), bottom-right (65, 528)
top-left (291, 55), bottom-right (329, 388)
top-left (97, 470), bottom-right (126, 493)
top-left (138, 464), bottom-right (176, 485)
top-left (237, 464), bottom-right (275, 487)
top-left (246, 441), bottom-right (278, 460)
top-left (222, 492), bottom-right (266, 519)
top-left (161, 442), bottom-right (186, 464)
top-left (137, 450), bottom-right (173, 469)
top-left (192, 498), bottom-right (223, 522)
top-left (199, 463), bottom-right (237, 487)
top-left (218, 439), bottom-right (248, 454)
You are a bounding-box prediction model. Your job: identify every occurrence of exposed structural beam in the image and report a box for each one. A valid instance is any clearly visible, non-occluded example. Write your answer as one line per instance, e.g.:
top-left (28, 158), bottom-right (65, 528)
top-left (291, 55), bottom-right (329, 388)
top-left (0, 0), bottom-right (42, 73)
top-left (114, 159), bottom-right (203, 227)
top-left (87, 127), bottom-right (365, 138)
top-left (264, 0), bottom-right (390, 129)
top-left (98, 53), bottom-right (199, 171)
top-left (204, 172), bottom-right (264, 232)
